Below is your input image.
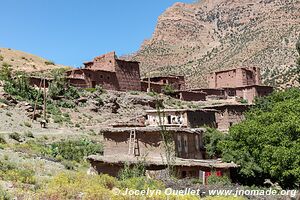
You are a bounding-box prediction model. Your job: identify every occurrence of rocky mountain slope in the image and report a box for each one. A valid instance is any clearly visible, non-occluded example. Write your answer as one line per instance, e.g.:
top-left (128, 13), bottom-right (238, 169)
top-left (0, 48), bottom-right (66, 73)
top-left (130, 0), bottom-right (300, 89)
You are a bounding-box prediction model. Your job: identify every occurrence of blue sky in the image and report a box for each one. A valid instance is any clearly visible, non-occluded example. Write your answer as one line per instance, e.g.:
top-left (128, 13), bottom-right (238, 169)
top-left (0, 0), bottom-right (193, 67)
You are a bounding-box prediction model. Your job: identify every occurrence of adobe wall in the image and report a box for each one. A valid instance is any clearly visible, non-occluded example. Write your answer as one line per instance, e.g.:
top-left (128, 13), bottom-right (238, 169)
top-left (147, 111), bottom-right (188, 127)
top-left (66, 69), bottom-right (119, 90)
top-left (175, 131), bottom-right (205, 159)
top-left (89, 161), bottom-right (123, 177)
top-left (214, 106), bottom-right (247, 131)
top-left (172, 91), bottom-right (206, 101)
top-left (186, 111), bottom-right (216, 128)
top-left (29, 77), bottom-right (50, 88)
top-left (103, 131), bottom-right (163, 158)
top-left (102, 130), bottom-right (205, 160)
top-left (208, 67), bottom-right (260, 89)
top-left (87, 51), bottom-right (117, 72)
top-left (141, 81), bottom-right (163, 93)
top-left (115, 60), bottom-right (141, 91)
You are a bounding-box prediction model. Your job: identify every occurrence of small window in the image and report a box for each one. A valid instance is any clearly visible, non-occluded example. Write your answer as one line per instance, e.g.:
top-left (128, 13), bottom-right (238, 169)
top-left (195, 135), bottom-right (199, 150)
top-left (183, 135), bottom-right (188, 153)
top-left (109, 60), bottom-right (112, 63)
top-left (177, 135), bottom-right (182, 152)
top-left (107, 76), bottom-right (110, 80)
top-left (229, 122), bottom-right (233, 127)
top-left (100, 75), bottom-right (103, 79)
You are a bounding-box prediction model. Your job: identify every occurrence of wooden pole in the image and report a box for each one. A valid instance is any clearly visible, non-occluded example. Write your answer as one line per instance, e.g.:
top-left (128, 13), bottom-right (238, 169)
top-left (147, 71), bottom-right (151, 93)
top-left (32, 78), bottom-right (43, 122)
top-left (43, 78), bottom-right (47, 120)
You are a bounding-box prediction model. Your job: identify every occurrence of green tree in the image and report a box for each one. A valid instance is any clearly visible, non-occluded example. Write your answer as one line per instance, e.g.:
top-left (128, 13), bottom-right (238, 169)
top-left (220, 88), bottom-right (300, 188)
top-left (296, 37), bottom-right (300, 82)
top-left (203, 127), bottom-right (225, 159)
top-left (0, 63), bottom-right (12, 81)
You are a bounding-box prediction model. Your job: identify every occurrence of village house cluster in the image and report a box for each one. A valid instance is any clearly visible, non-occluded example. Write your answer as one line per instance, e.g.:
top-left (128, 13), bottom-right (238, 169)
top-left (29, 52), bottom-right (273, 183)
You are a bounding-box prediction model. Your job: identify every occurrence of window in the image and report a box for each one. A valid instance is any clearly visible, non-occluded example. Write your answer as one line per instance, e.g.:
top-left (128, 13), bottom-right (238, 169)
top-left (229, 122), bottom-right (233, 127)
top-left (107, 76), bottom-right (110, 80)
top-left (177, 135), bottom-right (182, 152)
top-left (100, 75), bottom-right (103, 79)
top-left (195, 135), bottom-right (199, 150)
top-left (183, 135), bottom-right (188, 153)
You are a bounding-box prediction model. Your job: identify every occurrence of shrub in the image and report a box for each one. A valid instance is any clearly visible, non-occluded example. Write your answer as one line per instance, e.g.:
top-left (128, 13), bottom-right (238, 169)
top-left (24, 131), bottom-right (34, 138)
top-left (95, 85), bottom-right (105, 94)
top-left (162, 84), bottom-right (175, 95)
top-left (0, 55), bottom-right (4, 61)
top-left (36, 172), bottom-right (115, 199)
top-left (9, 132), bottom-right (22, 142)
top-left (118, 162), bottom-right (145, 180)
top-left (0, 135), bottom-right (6, 144)
top-left (0, 186), bottom-right (11, 200)
top-left (0, 160), bottom-right (35, 184)
top-left (207, 173), bottom-right (232, 186)
top-left (203, 128), bottom-right (226, 158)
top-left (44, 61), bottom-right (55, 65)
top-left (23, 121), bottom-right (32, 128)
top-left (119, 177), bottom-right (165, 191)
top-left (45, 139), bottom-right (103, 163)
top-left (85, 88), bottom-right (97, 93)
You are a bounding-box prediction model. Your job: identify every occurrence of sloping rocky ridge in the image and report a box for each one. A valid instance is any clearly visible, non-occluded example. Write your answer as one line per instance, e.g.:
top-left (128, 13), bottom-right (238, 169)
top-left (130, 0), bottom-right (300, 89)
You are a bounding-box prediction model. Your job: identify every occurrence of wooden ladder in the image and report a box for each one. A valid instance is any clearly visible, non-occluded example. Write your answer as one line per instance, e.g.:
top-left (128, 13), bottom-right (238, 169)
top-left (128, 129), bottom-right (139, 156)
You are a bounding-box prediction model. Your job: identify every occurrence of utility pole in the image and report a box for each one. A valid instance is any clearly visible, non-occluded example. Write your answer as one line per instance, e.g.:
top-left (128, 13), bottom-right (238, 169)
top-left (43, 78), bottom-right (47, 120)
top-left (147, 71), bottom-right (151, 93)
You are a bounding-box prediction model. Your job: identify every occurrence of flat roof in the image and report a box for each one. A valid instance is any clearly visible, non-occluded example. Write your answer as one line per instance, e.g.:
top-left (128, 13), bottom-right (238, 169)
top-left (210, 67), bottom-right (258, 74)
top-left (222, 85), bottom-right (273, 90)
top-left (145, 108), bottom-right (217, 113)
top-left (99, 127), bottom-right (206, 134)
top-left (87, 155), bottom-right (238, 169)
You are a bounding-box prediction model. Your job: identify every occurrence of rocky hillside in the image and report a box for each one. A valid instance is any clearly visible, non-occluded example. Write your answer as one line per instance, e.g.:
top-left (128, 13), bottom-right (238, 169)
top-left (130, 0), bottom-right (300, 89)
top-left (0, 48), bottom-right (67, 73)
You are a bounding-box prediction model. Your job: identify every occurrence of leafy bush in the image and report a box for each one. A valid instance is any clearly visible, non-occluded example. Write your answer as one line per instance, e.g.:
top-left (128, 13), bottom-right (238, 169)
top-left (24, 131), bottom-right (34, 138)
top-left (0, 160), bottom-right (35, 184)
top-left (36, 172), bottom-right (115, 199)
top-left (220, 88), bottom-right (300, 188)
top-left (3, 72), bottom-right (39, 102)
top-left (162, 84), bottom-right (175, 95)
top-left (44, 61), bottom-right (55, 65)
top-left (9, 132), bottom-right (22, 142)
top-left (118, 162), bottom-right (146, 180)
top-left (207, 173), bottom-right (231, 186)
top-left (45, 139), bottom-right (103, 163)
top-left (23, 121), bottom-right (32, 128)
top-left (0, 55), bottom-right (4, 61)
top-left (0, 135), bottom-right (6, 144)
top-left (203, 128), bottom-right (225, 158)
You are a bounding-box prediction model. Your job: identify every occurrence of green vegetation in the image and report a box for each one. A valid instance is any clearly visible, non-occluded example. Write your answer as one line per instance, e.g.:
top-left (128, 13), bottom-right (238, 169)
top-left (162, 84), bottom-right (175, 95)
top-left (45, 139), bottom-right (103, 163)
top-left (118, 162), bottom-right (145, 180)
top-left (219, 88), bottom-right (300, 188)
top-left (0, 55), bottom-right (4, 61)
top-left (44, 60), bottom-right (55, 65)
top-left (203, 128), bottom-right (225, 159)
top-left (296, 37), bottom-right (300, 82)
top-left (0, 160), bottom-right (35, 184)
top-left (207, 173), bottom-right (231, 186)
top-left (9, 132), bottom-right (22, 142)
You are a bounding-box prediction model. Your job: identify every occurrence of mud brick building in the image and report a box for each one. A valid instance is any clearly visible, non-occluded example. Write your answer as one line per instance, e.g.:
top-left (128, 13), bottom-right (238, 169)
top-left (170, 90), bottom-right (207, 101)
top-left (208, 67), bottom-right (261, 88)
top-left (87, 127), bottom-right (237, 180)
top-left (207, 67), bottom-right (273, 103)
top-left (203, 104), bottom-right (249, 132)
top-left (66, 52), bottom-right (141, 91)
top-left (145, 109), bottom-right (217, 128)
